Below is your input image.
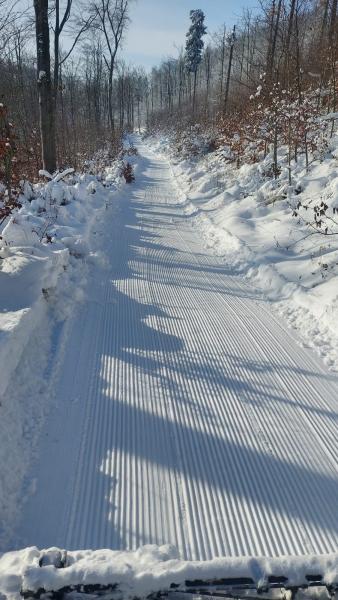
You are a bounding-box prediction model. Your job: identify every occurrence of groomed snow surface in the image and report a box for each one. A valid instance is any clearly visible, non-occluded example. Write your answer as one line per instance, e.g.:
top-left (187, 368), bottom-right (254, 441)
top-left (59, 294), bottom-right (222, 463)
top-left (1, 139), bottom-right (338, 596)
top-left (150, 132), bottom-right (338, 371)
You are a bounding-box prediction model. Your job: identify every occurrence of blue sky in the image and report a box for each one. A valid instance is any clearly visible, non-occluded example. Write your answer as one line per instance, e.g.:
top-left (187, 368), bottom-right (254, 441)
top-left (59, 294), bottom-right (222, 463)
top-left (123, 0), bottom-right (259, 70)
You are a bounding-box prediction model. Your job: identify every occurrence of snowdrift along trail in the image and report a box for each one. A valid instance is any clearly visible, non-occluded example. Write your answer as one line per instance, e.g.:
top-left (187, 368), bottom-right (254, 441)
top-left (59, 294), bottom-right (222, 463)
top-left (10, 140), bottom-right (338, 559)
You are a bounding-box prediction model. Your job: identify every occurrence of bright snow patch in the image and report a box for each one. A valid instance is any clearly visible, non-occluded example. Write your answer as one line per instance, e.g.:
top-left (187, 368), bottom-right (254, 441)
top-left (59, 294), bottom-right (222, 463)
top-left (148, 133), bottom-right (338, 371)
top-left (0, 164), bottom-right (122, 548)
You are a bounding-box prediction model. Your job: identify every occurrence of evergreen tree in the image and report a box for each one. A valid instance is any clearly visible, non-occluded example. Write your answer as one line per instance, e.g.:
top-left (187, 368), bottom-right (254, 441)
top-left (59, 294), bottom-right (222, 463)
top-left (185, 9), bottom-right (207, 116)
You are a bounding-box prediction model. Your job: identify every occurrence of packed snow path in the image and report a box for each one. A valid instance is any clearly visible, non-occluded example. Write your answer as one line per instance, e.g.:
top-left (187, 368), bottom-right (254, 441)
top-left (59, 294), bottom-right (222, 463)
top-left (15, 141), bottom-right (338, 559)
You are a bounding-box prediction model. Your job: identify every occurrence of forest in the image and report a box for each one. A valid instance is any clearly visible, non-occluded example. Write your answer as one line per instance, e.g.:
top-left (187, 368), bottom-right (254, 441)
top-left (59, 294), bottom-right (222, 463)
top-left (0, 1), bottom-right (337, 184)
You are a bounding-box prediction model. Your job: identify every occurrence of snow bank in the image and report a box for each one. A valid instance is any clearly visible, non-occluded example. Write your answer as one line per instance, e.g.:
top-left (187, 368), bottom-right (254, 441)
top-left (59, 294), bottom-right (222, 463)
top-left (147, 132), bottom-right (338, 371)
top-left (0, 163), bottom-right (122, 549)
top-left (1, 545), bottom-right (338, 598)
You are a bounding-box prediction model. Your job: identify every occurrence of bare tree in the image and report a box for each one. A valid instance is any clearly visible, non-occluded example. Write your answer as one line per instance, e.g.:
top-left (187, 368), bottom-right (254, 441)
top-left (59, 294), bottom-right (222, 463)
top-left (54, 0), bottom-right (96, 102)
top-left (93, 0), bottom-right (130, 135)
top-left (0, 0), bottom-right (20, 53)
top-left (266, 0), bottom-right (283, 81)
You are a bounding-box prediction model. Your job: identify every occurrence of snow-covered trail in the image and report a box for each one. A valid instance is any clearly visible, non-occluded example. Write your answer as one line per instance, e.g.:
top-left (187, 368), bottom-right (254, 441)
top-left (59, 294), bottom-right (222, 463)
top-left (14, 141), bottom-right (338, 560)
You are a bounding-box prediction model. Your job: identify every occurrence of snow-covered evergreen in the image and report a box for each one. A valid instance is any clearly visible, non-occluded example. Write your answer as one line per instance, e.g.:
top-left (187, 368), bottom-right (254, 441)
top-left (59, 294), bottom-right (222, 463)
top-left (185, 9), bottom-right (207, 74)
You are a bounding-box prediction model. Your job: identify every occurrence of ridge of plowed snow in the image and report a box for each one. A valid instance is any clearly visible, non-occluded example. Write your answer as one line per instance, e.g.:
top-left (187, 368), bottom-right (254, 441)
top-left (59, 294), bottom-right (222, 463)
top-left (2, 545), bottom-right (338, 598)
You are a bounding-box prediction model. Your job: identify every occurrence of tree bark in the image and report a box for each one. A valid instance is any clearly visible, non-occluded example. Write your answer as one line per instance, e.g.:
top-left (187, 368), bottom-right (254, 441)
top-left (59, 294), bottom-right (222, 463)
top-left (329, 0), bottom-right (338, 48)
top-left (192, 70), bottom-right (197, 116)
top-left (34, 0), bottom-right (56, 173)
top-left (108, 58), bottom-right (115, 133)
top-left (268, 0), bottom-right (282, 82)
top-left (284, 0), bottom-right (297, 86)
top-left (320, 0), bottom-right (330, 44)
top-left (224, 26), bottom-right (235, 115)
top-left (219, 25), bottom-right (226, 97)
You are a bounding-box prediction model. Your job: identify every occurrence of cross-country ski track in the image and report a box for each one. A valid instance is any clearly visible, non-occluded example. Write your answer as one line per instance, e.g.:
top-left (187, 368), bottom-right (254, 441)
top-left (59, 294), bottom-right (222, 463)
top-left (13, 140), bottom-right (338, 560)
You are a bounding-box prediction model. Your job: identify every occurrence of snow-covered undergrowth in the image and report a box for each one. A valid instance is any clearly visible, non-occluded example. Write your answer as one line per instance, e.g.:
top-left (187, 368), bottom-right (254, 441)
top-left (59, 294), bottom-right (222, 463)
top-left (0, 161), bottom-right (122, 549)
top-left (1, 544), bottom-right (338, 598)
top-left (147, 132), bottom-right (338, 371)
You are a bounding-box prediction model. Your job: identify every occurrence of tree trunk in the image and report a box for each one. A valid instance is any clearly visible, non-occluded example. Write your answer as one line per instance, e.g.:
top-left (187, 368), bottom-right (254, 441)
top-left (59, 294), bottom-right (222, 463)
top-left (219, 25), bottom-right (226, 97)
top-left (34, 0), bottom-right (56, 173)
top-left (284, 0), bottom-right (297, 86)
top-left (329, 0), bottom-right (338, 48)
top-left (137, 98), bottom-right (141, 133)
top-left (108, 59), bottom-right (115, 135)
top-left (224, 26), bottom-right (235, 115)
top-left (266, 0), bottom-right (276, 79)
top-left (54, 0), bottom-right (60, 100)
top-left (320, 0), bottom-right (330, 44)
top-left (205, 54), bottom-right (211, 117)
top-left (269, 0), bottom-right (282, 82)
top-left (192, 69), bottom-right (197, 116)
top-left (273, 124), bottom-right (278, 179)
